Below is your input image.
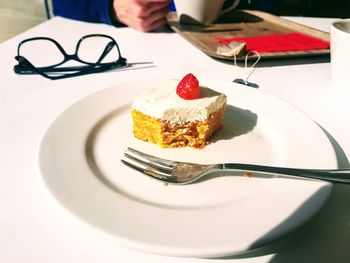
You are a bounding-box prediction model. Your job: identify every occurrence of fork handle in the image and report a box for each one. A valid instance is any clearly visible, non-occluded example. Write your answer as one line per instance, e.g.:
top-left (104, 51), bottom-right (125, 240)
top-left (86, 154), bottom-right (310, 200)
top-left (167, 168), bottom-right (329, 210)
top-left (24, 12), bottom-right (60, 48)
top-left (222, 163), bottom-right (350, 184)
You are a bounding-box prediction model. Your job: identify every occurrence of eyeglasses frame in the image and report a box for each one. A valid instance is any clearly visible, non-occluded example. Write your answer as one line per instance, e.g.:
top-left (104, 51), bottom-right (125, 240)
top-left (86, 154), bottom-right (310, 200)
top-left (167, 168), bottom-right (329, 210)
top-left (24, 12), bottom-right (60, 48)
top-left (14, 34), bottom-right (128, 80)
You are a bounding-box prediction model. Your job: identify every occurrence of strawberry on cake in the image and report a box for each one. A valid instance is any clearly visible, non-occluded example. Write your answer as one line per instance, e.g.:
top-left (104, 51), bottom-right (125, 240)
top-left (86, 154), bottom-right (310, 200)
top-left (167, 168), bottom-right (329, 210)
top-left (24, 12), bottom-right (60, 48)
top-left (131, 74), bottom-right (227, 148)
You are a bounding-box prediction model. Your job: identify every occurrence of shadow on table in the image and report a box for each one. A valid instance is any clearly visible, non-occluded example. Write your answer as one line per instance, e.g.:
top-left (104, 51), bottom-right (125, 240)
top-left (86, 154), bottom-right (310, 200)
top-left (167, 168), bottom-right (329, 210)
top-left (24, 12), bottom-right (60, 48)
top-left (266, 182), bottom-right (350, 263)
top-left (210, 128), bottom-right (350, 263)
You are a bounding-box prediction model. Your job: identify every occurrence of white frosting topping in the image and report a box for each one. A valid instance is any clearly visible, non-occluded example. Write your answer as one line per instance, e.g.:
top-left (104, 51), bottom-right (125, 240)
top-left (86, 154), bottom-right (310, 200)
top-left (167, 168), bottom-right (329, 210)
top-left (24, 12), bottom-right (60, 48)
top-left (132, 80), bottom-right (227, 123)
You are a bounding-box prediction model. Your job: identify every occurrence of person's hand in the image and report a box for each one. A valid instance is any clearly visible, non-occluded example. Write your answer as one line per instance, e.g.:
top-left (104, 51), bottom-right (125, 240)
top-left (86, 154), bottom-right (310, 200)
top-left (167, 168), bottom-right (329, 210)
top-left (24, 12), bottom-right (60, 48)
top-left (112, 0), bottom-right (171, 32)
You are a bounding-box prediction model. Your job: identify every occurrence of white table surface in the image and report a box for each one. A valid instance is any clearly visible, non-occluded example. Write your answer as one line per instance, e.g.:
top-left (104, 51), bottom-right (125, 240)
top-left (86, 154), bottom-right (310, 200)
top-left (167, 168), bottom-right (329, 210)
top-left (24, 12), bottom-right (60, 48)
top-left (1, 15), bottom-right (350, 263)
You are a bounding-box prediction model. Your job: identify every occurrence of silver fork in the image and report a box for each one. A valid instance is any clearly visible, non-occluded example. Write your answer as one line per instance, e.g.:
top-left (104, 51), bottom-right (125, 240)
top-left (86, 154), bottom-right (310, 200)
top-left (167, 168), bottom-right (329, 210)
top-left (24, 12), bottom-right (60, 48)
top-left (121, 147), bottom-right (350, 185)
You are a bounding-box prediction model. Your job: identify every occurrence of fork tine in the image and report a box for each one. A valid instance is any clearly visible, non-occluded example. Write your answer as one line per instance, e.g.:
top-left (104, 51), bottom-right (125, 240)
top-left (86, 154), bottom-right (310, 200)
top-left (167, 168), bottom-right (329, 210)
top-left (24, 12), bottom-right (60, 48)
top-left (124, 151), bottom-right (172, 173)
top-left (121, 158), bottom-right (171, 182)
top-left (126, 147), bottom-right (175, 170)
top-left (122, 151), bottom-right (173, 181)
top-left (121, 159), bottom-right (150, 177)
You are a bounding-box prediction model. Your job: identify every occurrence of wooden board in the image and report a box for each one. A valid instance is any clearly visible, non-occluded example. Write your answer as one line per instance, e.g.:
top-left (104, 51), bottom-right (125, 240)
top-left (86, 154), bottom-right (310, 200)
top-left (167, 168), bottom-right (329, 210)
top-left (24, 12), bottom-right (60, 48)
top-left (167, 10), bottom-right (330, 60)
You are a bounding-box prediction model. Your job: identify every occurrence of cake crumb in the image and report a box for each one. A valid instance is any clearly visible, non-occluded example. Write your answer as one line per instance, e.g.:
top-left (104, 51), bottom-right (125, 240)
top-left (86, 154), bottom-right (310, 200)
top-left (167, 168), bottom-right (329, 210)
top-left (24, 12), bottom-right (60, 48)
top-left (244, 172), bottom-right (253, 177)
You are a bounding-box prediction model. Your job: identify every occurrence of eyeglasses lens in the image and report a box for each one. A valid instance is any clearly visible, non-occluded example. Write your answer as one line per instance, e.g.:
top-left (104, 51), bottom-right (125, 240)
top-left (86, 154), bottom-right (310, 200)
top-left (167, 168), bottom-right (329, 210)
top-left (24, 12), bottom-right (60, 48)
top-left (20, 39), bottom-right (65, 68)
top-left (77, 36), bottom-right (120, 64)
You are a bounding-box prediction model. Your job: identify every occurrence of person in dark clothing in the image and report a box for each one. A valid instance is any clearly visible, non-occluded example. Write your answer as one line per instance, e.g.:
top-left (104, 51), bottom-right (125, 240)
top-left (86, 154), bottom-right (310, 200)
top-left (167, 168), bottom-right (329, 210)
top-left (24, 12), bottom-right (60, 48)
top-left (52, 0), bottom-right (281, 32)
top-left (51, 0), bottom-right (350, 32)
top-left (52, 0), bottom-right (174, 32)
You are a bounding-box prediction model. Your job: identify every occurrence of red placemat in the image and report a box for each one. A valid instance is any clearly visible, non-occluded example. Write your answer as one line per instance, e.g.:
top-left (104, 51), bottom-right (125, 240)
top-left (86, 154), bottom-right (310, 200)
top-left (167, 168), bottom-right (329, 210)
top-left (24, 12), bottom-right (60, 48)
top-left (215, 32), bottom-right (330, 53)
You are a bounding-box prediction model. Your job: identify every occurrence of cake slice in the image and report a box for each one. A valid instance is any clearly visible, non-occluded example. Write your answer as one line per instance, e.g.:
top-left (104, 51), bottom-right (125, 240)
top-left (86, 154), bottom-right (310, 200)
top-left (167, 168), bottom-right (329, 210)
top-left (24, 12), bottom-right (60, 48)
top-left (131, 77), bottom-right (227, 148)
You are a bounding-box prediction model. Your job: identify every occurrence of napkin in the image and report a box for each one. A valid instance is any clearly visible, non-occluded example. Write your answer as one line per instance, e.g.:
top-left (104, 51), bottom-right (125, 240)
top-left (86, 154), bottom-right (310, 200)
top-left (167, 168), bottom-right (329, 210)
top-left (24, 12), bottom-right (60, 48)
top-left (215, 32), bottom-right (330, 53)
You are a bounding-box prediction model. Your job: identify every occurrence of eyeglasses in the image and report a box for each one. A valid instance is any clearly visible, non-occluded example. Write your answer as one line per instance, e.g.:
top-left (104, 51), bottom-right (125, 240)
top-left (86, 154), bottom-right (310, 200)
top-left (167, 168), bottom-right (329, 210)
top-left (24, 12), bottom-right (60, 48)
top-left (14, 34), bottom-right (128, 80)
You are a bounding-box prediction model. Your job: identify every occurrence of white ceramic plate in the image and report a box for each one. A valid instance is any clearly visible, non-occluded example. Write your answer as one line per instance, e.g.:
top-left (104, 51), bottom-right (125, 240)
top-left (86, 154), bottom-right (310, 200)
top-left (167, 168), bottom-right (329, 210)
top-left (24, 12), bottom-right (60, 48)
top-left (39, 79), bottom-right (337, 258)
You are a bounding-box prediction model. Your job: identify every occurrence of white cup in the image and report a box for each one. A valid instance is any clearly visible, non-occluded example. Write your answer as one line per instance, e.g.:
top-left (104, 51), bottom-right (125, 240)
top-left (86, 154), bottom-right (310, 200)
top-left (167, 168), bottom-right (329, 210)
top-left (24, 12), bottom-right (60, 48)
top-left (173, 0), bottom-right (240, 25)
top-left (330, 19), bottom-right (350, 92)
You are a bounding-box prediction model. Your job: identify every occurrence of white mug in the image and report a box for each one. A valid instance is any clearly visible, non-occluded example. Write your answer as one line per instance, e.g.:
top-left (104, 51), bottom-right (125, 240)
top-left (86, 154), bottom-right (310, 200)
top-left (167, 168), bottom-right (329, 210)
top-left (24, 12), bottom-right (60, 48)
top-left (173, 0), bottom-right (240, 25)
top-left (330, 19), bottom-right (350, 92)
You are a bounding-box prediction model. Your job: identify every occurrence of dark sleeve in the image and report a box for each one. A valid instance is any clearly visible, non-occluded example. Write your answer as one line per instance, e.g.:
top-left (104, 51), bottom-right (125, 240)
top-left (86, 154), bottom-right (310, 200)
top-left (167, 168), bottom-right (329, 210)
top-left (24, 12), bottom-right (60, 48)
top-left (170, 0), bottom-right (175, 11)
top-left (52, 0), bottom-right (116, 25)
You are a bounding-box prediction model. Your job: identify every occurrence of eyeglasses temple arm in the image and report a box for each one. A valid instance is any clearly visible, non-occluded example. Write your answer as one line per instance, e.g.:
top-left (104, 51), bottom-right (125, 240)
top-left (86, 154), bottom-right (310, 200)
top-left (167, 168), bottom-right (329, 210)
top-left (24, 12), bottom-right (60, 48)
top-left (14, 56), bottom-right (53, 79)
top-left (46, 63), bottom-right (128, 80)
